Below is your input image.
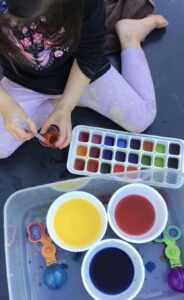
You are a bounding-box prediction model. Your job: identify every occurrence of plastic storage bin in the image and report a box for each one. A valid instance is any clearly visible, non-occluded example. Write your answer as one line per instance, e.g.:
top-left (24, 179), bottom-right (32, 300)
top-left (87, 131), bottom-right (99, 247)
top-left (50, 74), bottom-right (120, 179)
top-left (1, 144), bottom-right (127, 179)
top-left (4, 174), bottom-right (184, 300)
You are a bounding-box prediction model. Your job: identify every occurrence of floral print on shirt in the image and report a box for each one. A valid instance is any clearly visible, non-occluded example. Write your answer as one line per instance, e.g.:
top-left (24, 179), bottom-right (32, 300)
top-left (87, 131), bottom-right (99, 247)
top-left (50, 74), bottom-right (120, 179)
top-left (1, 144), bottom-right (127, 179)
top-left (10, 17), bottom-right (70, 71)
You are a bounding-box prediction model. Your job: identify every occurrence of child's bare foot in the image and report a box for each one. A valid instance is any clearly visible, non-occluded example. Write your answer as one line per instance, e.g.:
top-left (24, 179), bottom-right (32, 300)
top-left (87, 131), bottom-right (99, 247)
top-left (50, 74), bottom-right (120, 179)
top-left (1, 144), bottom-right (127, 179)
top-left (115, 15), bottom-right (169, 49)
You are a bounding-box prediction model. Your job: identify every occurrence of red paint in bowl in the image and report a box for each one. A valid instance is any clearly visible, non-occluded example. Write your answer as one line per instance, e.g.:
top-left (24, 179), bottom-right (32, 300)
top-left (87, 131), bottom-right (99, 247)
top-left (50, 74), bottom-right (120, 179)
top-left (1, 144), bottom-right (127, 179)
top-left (114, 195), bottom-right (156, 235)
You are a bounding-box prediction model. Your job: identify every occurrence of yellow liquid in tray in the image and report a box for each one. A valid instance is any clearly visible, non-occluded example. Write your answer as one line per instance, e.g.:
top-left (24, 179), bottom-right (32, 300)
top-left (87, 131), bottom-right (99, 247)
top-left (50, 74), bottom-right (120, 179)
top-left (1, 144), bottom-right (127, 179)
top-left (54, 198), bottom-right (102, 248)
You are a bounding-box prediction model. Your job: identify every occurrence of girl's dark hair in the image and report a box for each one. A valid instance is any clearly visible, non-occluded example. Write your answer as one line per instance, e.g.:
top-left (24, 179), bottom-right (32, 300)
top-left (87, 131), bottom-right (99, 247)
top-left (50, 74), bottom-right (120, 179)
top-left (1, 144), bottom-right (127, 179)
top-left (0, 0), bottom-right (84, 62)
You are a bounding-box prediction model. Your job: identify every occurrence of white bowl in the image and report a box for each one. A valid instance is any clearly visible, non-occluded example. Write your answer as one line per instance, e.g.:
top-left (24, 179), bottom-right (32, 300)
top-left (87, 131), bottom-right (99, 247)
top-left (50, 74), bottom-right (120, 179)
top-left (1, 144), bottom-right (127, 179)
top-left (107, 183), bottom-right (168, 244)
top-left (81, 239), bottom-right (145, 300)
top-left (46, 191), bottom-right (107, 252)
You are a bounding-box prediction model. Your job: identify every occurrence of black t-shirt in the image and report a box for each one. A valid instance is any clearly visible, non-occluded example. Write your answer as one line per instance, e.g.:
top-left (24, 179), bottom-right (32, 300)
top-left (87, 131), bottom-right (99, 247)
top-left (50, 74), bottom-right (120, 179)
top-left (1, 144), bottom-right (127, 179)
top-left (1, 0), bottom-right (110, 95)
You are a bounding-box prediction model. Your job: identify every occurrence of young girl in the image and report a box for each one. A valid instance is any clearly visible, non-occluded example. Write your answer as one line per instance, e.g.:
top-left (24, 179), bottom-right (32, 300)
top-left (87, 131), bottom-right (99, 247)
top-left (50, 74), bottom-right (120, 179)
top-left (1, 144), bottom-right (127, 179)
top-left (0, 0), bottom-right (168, 158)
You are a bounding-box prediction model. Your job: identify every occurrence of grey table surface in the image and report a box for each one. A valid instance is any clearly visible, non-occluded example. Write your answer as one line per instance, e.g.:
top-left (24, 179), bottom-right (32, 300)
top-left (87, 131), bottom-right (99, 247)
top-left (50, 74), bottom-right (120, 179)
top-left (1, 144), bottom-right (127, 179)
top-left (0, 1), bottom-right (184, 299)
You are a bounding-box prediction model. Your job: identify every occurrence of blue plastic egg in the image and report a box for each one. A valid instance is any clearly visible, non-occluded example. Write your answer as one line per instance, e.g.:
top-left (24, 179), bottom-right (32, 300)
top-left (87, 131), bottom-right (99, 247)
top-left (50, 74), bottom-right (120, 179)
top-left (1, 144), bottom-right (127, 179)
top-left (43, 264), bottom-right (67, 290)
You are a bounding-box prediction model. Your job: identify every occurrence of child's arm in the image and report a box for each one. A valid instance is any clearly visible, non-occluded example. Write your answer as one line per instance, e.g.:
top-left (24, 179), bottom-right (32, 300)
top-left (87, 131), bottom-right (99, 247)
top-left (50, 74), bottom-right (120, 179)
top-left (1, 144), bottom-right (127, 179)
top-left (0, 84), bottom-right (36, 140)
top-left (58, 59), bottom-right (90, 112)
top-left (41, 59), bottom-right (90, 148)
top-left (41, 0), bottom-right (108, 148)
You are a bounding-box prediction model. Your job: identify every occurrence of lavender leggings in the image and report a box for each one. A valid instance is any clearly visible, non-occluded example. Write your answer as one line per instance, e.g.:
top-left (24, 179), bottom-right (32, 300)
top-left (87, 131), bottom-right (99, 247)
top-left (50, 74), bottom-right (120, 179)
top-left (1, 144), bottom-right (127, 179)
top-left (0, 48), bottom-right (156, 158)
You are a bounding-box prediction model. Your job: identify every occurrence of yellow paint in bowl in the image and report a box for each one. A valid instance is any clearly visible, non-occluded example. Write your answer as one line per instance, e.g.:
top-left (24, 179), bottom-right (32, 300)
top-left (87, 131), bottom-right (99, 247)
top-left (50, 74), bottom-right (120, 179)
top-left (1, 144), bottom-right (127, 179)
top-left (54, 198), bottom-right (102, 248)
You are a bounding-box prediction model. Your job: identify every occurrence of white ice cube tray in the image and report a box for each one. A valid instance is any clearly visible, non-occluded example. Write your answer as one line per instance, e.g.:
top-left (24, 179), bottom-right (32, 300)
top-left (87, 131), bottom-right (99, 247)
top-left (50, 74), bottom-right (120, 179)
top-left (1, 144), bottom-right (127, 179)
top-left (67, 125), bottom-right (184, 188)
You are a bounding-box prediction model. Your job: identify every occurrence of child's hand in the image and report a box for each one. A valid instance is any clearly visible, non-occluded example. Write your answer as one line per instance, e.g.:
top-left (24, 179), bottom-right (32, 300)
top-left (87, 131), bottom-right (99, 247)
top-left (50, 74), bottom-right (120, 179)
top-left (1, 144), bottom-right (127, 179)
top-left (40, 106), bottom-right (72, 149)
top-left (1, 97), bottom-right (36, 141)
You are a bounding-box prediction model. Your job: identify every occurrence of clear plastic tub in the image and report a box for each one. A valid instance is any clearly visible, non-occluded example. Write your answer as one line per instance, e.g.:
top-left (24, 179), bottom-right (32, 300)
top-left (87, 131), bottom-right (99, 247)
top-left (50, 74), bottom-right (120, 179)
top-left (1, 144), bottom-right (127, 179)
top-left (4, 174), bottom-right (184, 300)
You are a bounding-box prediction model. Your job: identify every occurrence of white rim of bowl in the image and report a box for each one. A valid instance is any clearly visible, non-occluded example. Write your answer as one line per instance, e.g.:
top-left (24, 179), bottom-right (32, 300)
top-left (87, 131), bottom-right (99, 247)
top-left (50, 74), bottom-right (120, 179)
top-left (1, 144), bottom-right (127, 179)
top-left (46, 191), bottom-right (108, 252)
top-left (81, 238), bottom-right (145, 300)
top-left (107, 183), bottom-right (168, 244)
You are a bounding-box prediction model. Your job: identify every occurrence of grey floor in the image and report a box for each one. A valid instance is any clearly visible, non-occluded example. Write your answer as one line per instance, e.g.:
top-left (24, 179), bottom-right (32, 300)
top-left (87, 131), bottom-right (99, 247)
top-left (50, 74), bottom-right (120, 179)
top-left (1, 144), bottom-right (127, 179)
top-left (1, 0), bottom-right (184, 299)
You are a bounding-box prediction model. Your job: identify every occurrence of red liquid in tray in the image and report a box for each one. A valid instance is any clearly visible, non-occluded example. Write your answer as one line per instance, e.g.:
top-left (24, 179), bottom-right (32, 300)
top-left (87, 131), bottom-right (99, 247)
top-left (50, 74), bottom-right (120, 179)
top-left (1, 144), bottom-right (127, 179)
top-left (115, 195), bottom-right (156, 235)
top-left (87, 160), bottom-right (99, 173)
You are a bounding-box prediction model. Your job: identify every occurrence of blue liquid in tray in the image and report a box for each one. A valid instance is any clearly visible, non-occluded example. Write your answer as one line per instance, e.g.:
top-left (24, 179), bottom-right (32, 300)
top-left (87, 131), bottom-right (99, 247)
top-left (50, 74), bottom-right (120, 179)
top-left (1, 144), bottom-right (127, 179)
top-left (104, 136), bottom-right (115, 146)
top-left (89, 247), bottom-right (134, 295)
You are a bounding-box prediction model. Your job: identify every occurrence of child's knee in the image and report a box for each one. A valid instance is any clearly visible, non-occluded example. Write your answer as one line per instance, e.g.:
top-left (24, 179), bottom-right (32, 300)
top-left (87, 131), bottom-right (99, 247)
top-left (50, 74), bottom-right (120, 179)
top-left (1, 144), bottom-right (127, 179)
top-left (138, 104), bottom-right (157, 133)
top-left (0, 128), bottom-right (21, 159)
top-left (112, 101), bottom-right (157, 133)
top-left (0, 150), bottom-right (12, 159)
top-left (0, 145), bottom-right (16, 159)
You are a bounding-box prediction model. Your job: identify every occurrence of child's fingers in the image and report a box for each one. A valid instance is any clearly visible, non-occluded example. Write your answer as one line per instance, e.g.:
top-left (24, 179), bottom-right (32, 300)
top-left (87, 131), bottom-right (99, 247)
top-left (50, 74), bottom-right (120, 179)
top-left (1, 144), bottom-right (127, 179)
top-left (60, 128), bottom-right (72, 149)
top-left (55, 128), bottom-right (67, 148)
top-left (12, 116), bottom-right (36, 136)
top-left (12, 127), bottom-right (33, 141)
top-left (11, 131), bottom-right (22, 141)
top-left (55, 126), bottom-right (71, 149)
top-left (40, 120), bottom-right (51, 134)
top-left (60, 137), bottom-right (70, 149)
top-left (27, 118), bottom-right (37, 135)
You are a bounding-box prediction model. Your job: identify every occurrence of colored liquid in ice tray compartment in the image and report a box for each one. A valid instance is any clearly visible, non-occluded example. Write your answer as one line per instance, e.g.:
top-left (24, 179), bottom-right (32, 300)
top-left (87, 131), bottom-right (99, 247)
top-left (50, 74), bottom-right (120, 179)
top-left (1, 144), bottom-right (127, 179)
top-left (67, 125), bottom-right (184, 187)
